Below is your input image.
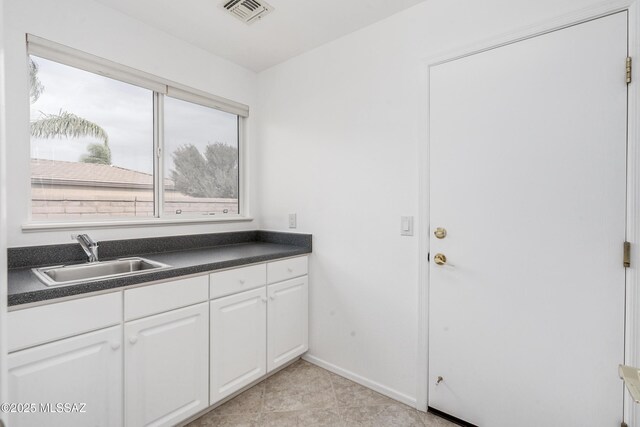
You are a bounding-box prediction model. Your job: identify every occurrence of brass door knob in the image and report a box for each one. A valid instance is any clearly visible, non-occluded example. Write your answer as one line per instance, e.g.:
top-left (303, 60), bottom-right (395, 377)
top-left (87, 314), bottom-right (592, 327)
top-left (434, 253), bottom-right (447, 265)
top-left (434, 227), bottom-right (447, 239)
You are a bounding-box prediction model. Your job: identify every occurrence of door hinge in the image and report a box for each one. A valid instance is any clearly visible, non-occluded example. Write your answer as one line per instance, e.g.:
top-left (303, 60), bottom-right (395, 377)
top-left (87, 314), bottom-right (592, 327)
top-left (627, 57), bottom-right (632, 84)
top-left (624, 241), bottom-right (631, 268)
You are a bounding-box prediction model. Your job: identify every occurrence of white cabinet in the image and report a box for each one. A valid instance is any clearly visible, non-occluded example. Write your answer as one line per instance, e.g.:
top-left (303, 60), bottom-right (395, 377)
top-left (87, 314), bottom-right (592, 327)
top-left (125, 303), bottom-right (208, 427)
top-left (210, 287), bottom-right (267, 405)
top-left (209, 256), bottom-right (309, 395)
top-left (267, 276), bottom-right (309, 372)
top-left (7, 326), bottom-right (122, 427)
top-left (6, 254), bottom-right (309, 427)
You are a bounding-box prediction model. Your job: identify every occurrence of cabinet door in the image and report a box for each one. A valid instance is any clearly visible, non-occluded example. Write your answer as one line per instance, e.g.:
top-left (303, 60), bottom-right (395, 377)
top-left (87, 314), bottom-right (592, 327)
top-left (125, 303), bottom-right (208, 427)
top-left (8, 326), bottom-right (122, 427)
top-left (267, 276), bottom-right (308, 372)
top-left (210, 287), bottom-right (266, 405)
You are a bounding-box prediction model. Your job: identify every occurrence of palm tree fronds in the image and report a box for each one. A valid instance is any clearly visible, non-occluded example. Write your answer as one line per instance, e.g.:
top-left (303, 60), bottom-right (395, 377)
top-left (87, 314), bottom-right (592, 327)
top-left (30, 110), bottom-right (109, 145)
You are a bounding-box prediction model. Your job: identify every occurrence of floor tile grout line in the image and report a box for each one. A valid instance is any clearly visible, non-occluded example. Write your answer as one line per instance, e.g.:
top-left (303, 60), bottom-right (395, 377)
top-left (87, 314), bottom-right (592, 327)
top-left (326, 363), bottom-right (347, 426)
top-left (259, 381), bottom-right (267, 422)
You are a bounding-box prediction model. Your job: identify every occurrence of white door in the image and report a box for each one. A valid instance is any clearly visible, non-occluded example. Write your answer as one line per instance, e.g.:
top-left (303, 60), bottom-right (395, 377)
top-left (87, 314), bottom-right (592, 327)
top-left (267, 277), bottom-right (308, 372)
top-left (125, 303), bottom-right (208, 427)
top-left (210, 287), bottom-right (267, 405)
top-left (7, 326), bottom-right (122, 427)
top-left (429, 12), bottom-right (627, 427)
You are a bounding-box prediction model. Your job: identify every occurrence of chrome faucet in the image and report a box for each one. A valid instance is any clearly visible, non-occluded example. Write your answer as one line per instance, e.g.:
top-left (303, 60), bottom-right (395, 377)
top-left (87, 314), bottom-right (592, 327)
top-left (72, 234), bottom-right (99, 263)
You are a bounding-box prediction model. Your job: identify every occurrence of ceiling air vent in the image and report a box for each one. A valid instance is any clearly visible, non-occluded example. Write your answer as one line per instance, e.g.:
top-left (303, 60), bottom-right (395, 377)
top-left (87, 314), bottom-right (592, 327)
top-left (222, 0), bottom-right (274, 24)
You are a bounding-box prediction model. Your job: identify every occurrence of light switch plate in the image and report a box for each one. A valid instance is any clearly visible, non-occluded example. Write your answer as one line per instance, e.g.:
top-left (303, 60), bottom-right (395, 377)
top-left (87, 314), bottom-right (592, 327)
top-left (400, 216), bottom-right (414, 236)
top-left (289, 213), bottom-right (297, 229)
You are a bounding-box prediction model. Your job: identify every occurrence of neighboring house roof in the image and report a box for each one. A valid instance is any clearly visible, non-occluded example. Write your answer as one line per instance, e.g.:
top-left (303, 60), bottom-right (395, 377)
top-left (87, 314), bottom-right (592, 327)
top-left (31, 158), bottom-right (174, 189)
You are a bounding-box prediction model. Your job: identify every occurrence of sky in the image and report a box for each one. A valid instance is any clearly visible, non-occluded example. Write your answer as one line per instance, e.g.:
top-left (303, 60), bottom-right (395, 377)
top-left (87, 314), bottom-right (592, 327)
top-left (30, 55), bottom-right (238, 175)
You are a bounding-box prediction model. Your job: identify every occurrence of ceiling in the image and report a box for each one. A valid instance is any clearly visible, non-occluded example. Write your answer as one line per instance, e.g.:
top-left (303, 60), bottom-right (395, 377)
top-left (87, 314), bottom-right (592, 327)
top-left (95, 0), bottom-right (426, 72)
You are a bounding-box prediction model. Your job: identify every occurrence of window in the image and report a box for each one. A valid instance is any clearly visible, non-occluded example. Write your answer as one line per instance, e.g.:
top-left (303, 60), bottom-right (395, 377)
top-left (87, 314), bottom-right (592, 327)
top-left (26, 36), bottom-right (247, 225)
top-left (30, 56), bottom-right (154, 220)
top-left (164, 97), bottom-right (239, 216)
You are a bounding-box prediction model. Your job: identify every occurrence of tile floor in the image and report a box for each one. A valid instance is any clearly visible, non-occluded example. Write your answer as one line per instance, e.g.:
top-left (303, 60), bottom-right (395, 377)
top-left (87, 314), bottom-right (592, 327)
top-left (187, 359), bottom-right (457, 427)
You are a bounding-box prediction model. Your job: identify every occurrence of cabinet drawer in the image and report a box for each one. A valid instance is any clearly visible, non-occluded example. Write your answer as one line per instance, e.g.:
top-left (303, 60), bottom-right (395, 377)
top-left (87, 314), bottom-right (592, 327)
top-left (124, 275), bottom-right (208, 321)
top-left (267, 256), bottom-right (308, 284)
top-left (8, 292), bottom-right (122, 352)
top-left (210, 263), bottom-right (266, 299)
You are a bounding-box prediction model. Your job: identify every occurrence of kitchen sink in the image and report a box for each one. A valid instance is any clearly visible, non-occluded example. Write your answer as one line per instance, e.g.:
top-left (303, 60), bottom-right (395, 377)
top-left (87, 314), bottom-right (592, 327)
top-left (32, 257), bottom-right (172, 287)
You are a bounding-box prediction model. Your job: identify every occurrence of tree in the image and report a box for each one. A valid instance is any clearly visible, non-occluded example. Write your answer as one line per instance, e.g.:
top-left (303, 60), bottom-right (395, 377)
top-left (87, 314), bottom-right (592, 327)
top-left (28, 57), bottom-right (112, 164)
top-left (171, 142), bottom-right (238, 198)
top-left (80, 142), bottom-right (112, 165)
top-left (29, 58), bottom-right (44, 104)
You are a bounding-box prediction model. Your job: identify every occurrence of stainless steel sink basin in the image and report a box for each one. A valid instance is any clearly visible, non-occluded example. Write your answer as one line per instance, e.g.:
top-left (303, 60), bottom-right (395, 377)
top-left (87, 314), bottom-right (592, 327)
top-left (32, 257), bottom-right (172, 287)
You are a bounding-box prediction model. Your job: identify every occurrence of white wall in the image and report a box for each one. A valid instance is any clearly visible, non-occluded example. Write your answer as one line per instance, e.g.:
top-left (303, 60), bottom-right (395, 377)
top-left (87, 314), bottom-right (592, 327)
top-left (3, 0), bottom-right (260, 247)
top-left (256, 0), bottom-right (609, 406)
top-left (0, 0), bottom-right (9, 416)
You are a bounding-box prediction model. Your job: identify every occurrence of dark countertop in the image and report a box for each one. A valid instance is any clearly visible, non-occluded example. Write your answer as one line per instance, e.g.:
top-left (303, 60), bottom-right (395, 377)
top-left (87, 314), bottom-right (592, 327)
top-left (8, 231), bottom-right (311, 307)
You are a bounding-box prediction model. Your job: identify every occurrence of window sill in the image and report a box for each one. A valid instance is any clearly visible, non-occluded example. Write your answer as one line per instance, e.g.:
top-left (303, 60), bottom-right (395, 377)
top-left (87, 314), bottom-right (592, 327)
top-left (22, 216), bottom-right (254, 232)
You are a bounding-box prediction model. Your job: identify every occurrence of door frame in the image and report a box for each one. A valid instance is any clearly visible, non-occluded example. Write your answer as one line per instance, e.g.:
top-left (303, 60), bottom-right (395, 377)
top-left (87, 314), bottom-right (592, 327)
top-left (417, 2), bottom-right (640, 425)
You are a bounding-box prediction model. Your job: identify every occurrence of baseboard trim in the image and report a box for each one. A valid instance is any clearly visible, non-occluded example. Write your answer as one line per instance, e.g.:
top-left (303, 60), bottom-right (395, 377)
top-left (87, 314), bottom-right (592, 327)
top-left (302, 354), bottom-right (417, 408)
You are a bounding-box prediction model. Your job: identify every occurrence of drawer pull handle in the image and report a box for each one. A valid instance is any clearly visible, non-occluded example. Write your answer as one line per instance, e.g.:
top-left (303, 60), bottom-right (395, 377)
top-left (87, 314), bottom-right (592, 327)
top-left (287, 267), bottom-right (294, 273)
top-left (111, 342), bottom-right (121, 351)
top-left (270, 295), bottom-right (276, 301)
top-left (129, 336), bottom-right (138, 345)
top-left (239, 279), bottom-right (246, 285)
top-left (261, 297), bottom-right (267, 303)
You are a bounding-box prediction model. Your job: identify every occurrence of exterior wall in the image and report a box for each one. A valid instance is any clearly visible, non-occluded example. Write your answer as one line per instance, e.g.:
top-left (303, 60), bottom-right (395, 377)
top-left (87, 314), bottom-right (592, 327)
top-left (31, 184), bottom-right (238, 220)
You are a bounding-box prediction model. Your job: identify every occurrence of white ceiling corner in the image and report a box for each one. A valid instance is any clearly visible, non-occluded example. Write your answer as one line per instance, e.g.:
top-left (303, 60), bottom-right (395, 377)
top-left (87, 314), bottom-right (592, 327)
top-left (94, 0), bottom-right (427, 72)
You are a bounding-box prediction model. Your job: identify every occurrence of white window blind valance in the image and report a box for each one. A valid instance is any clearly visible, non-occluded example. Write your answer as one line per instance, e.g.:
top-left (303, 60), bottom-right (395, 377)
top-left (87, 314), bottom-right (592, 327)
top-left (166, 86), bottom-right (249, 117)
top-left (26, 34), bottom-right (250, 117)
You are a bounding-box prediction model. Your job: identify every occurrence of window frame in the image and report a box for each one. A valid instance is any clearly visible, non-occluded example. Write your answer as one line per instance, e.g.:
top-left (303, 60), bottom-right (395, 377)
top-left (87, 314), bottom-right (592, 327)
top-left (23, 35), bottom-right (251, 231)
